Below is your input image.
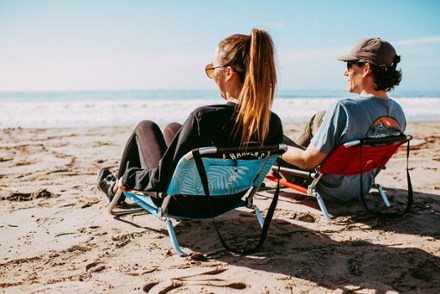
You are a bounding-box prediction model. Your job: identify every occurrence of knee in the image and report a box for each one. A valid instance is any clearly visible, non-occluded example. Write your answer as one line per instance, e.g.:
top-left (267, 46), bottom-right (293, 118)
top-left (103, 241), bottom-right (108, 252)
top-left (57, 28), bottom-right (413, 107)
top-left (136, 120), bottom-right (155, 128)
top-left (135, 120), bottom-right (161, 136)
top-left (164, 122), bottom-right (181, 135)
top-left (310, 110), bottom-right (326, 134)
top-left (313, 110), bottom-right (327, 124)
top-left (135, 120), bottom-right (159, 131)
top-left (163, 122), bottom-right (181, 146)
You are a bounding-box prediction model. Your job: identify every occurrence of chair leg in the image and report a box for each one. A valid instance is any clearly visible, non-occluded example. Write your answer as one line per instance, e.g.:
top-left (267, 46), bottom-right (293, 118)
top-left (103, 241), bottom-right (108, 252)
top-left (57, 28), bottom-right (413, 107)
top-left (314, 192), bottom-right (331, 221)
top-left (110, 192), bottom-right (187, 257)
top-left (165, 218), bottom-right (188, 257)
top-left (254, 207), bottom-right (264, 228)
top-left (373, 183), bottom-right (391, 207)
top-left (308, 175), bottom-right (331, 221)
top-left (108, 189), bottom-right (145, 215)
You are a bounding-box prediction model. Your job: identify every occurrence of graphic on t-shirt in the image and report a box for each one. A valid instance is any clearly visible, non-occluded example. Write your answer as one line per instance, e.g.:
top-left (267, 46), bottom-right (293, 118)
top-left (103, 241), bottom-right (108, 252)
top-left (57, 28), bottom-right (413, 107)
top-left (366, 116), bottom-right (403, 138)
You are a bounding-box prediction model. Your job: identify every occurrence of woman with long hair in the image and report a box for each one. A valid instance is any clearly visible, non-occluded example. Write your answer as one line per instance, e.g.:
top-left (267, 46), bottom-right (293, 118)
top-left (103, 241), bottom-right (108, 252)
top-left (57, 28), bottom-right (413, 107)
top-left (97, 28), bottom-right (283, 213)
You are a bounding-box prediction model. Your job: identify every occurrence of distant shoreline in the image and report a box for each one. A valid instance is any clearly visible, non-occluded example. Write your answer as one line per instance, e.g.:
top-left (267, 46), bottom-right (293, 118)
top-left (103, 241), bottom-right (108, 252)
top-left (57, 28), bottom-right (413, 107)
top-left (1, 88), bottom-right (440, 99)
top-left (1, 90), bottom-right (440, 128)
top-left (2, 120), bottom-right (439, 131)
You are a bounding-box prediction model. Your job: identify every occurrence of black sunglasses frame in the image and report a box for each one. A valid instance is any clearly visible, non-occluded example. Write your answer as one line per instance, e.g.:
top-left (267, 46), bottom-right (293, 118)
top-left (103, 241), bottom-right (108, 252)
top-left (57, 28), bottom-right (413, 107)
top-left (346, 60), bottom-right (367, 70)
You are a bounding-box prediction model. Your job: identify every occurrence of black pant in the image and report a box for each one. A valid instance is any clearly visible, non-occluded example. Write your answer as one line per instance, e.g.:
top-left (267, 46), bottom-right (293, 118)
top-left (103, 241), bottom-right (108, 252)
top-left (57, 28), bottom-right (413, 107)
top-left (117, 120), bottom-right (245, 217)
top-left (117, 120), bottom-right (181, 178)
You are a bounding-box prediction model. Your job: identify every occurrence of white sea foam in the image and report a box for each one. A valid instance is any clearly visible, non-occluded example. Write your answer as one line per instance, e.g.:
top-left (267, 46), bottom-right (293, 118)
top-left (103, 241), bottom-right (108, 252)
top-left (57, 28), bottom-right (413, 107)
top-left (0, 99), bottom-right (218, 128)
top-left (274, 97), bottom-right (440, 122)
top-left (1, 91), bottom-right (439, 128)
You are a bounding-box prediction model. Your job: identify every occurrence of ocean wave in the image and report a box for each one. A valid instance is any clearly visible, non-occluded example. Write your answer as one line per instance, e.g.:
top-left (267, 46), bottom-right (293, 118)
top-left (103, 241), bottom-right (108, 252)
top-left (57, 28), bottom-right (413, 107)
top-left (1, 95), bottom-right (439, 128)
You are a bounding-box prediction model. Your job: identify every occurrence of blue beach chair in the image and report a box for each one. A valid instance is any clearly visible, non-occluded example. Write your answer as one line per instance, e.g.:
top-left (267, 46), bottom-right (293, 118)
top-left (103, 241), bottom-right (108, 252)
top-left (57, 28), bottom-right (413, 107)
top-left (108, 144), bottom-right (287, 256)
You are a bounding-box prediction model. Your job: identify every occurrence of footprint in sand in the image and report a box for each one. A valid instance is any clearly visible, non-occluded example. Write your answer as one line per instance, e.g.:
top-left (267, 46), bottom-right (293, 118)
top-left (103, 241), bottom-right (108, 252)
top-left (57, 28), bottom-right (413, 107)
top-left (141, 267), bottom-right (248, 293)
top-left (35, 215), bottom-right (64, 226)
top-left (3, 189), bottom-right (57, 202)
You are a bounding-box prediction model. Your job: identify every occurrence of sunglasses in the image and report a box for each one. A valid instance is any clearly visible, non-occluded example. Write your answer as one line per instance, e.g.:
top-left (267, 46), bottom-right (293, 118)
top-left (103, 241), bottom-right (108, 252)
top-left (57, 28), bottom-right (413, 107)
top-left (346, 60), bottom-right (366, 69)
top-left (205, 63), bottom-right (224, 79)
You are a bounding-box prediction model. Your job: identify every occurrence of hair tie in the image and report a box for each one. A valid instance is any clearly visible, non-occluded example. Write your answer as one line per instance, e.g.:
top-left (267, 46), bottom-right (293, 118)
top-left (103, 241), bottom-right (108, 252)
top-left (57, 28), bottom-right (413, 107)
top-left (392, 55), bottom-right (401, 70)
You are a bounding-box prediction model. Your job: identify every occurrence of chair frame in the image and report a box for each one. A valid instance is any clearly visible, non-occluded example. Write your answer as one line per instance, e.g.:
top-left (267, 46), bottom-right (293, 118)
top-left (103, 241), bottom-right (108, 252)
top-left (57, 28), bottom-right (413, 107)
top-left (269, 134), bottom-right (412, 220)
top-left (108, 144), bottom-right (287, 256)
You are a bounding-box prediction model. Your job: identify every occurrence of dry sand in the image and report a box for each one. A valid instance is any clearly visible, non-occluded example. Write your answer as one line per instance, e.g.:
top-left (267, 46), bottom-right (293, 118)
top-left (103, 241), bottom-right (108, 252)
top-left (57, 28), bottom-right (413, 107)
top-left (1, 121), bottom-right (439, 293)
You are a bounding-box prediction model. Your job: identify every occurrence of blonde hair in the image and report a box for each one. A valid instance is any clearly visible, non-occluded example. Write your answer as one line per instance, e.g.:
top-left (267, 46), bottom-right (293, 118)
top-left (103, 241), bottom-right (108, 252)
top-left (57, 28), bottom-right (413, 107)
top-left (217, 28), bottom-right (277, 146)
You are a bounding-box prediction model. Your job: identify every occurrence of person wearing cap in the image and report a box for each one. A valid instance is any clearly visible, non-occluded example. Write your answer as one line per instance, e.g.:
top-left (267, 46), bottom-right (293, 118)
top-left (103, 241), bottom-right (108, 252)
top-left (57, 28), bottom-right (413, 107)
top-left (280, 38), bottom-right (406, 202)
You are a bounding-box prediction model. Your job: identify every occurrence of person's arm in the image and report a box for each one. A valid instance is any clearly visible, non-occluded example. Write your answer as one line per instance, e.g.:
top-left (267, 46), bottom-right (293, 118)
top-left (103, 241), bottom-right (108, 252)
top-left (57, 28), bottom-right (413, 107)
top-left (284, 101), bottom-right (347, 170)
top-left (282, 144), bottom-right (328, 170)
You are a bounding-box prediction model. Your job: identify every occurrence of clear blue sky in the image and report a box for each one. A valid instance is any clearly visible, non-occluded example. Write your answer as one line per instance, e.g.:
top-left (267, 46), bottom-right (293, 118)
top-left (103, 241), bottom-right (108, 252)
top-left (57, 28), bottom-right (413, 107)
top-left (1, 0), bottom-right (439, 92)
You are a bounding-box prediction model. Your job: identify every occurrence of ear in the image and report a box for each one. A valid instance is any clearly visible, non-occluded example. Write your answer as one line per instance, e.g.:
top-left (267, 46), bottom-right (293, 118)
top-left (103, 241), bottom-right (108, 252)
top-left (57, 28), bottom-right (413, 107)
top-left (224, 66), bottom-right (235, 81)
top-left (362, 63), bottom-right (372, 78)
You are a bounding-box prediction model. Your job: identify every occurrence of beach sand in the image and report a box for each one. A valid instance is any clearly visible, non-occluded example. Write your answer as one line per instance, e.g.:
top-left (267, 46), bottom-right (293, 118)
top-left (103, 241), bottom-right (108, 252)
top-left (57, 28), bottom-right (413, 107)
top-left (1, 121), bottom-right (439, 293)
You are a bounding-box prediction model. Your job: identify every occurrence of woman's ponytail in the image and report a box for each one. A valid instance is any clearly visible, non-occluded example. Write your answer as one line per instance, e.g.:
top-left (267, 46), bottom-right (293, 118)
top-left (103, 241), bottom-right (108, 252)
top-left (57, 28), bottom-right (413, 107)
top-left (236, 28), bottom-right (277, 146)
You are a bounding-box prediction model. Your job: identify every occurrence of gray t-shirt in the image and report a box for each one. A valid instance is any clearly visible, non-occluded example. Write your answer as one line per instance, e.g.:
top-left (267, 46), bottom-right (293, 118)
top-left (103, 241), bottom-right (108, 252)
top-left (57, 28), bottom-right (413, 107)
top-left (311, 95), bottom-right (406, 201)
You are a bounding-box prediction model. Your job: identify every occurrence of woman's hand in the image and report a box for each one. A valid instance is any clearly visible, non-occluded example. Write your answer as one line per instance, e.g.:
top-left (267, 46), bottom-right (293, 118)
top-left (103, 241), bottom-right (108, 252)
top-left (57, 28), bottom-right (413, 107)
top-left (116, 179), bottom-right (132, 192)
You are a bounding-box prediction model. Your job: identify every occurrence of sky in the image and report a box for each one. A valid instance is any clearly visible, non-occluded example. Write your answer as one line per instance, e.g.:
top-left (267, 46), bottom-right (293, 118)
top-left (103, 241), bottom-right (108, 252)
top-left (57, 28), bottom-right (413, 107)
top-left (0, 0), bottom-right (439, 93)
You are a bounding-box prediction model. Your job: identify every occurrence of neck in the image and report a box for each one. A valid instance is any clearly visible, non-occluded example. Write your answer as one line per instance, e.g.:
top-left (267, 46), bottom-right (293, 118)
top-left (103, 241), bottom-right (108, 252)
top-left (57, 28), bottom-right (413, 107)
top-left (358, 81), bottom-right (389, 99)
top-left (226, 97), bottom-right (239, 103)
top-left (358, 74), bottom-right (389, 99)
top-left (224, 84), bottom-right (242, 103)
top-left (359, 89), bottom-right (389, 99)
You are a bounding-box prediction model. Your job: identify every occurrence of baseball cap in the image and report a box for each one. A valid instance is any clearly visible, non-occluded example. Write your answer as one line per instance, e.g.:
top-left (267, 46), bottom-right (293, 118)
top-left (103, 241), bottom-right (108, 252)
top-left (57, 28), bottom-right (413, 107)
top-left (337, 38), bottom-right (397, 66)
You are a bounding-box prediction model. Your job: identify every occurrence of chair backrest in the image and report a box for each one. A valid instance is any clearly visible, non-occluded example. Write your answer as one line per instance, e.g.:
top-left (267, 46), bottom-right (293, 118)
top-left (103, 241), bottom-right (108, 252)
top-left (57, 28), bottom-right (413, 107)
top-left (167, 145), bottom-right (287, 196)
top-left (320, 135), bottom-right (411, 176)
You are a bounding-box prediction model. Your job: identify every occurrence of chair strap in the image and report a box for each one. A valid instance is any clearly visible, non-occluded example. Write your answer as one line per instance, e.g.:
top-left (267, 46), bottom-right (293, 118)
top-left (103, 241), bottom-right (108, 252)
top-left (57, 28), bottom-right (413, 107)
top-left (193, 149), bottom-right (281, 255)
top-left (359, 140), bottom-right (413, 218)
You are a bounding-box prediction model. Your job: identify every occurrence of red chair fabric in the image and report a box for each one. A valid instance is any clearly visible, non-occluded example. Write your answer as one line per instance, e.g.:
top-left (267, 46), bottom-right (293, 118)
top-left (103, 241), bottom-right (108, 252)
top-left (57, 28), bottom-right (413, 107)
top-left (320, 142), bottom-right (405, 176)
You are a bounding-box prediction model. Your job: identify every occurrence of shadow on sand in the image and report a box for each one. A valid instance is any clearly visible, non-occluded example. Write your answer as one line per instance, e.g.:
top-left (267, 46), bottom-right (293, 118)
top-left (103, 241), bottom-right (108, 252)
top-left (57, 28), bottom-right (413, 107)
top-left (170, 188), bottom-right (440, 293)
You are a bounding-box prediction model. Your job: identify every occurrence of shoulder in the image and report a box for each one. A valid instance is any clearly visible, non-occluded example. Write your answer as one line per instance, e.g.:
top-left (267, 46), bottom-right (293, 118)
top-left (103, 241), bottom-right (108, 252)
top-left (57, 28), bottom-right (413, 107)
top-left (192, 103), bottom-right (235, 113)
top-left (324, 98), bottom-right (352, 118)
top-left (325, 97), bottom-right (354, 112)
top-left (332, 96), bottom-right (381, 114)
top-left (270, 111), bottom-right (282, 124)
top-left (335, 97), bottom-right (363, 108)
top-left (389, 98), bottom-right (404, 111)
top-left (190, 104), bottom-right (235, 119)
top-left (269, 112), bottom-right (283, 133)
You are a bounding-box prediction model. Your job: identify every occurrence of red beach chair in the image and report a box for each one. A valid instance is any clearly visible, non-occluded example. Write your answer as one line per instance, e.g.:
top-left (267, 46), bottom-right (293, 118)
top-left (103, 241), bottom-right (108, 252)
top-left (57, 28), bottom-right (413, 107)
top-left (268, 134), bottom-right (413, 220)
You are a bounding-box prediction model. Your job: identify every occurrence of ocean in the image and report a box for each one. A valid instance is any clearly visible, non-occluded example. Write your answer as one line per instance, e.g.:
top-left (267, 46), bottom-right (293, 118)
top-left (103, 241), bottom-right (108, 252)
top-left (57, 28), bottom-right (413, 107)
top-left (1, 90), bottom-right (439, 128)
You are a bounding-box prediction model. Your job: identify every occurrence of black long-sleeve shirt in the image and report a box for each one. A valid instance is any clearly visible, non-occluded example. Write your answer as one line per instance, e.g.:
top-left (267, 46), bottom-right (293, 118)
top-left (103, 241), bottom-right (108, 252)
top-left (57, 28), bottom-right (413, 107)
top-left (121, 102), bottom-right (283, 192)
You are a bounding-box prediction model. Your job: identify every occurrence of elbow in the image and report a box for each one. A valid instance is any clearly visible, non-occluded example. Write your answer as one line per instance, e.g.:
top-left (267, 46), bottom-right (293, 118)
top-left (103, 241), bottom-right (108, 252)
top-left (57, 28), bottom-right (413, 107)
top-left (282, 146), bottom-right (326, 170)
top-left (297, 160), bottom-right (319, 171)
top-left (282, 156), bottom-right (317, 171)
top-left (301, 155), bottom-right (327, 170)
top-left (299, 146), bottom-right (327, 170)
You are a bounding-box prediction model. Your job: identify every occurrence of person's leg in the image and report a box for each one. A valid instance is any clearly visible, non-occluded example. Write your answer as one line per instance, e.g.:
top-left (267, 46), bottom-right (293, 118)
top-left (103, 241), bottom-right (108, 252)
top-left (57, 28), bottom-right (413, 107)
top-left (282, 134), bottom-right (305, 150)
top-left (98, 130), bottom-right (143, 202)
top-left (99, 120), bottom-right (168, 203)
top-left (294, 110), bottom-right (326, 148)
top-left (163, 122), bottom-right (182, 147)
top-left (117, 120), bottom-right (168, 178)
top-left (116, 132), bottom-right (140, 179)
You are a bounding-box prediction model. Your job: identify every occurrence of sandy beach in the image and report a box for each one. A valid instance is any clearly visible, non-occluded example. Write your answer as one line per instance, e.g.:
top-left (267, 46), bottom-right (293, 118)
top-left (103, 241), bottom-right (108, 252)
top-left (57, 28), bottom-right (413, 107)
top-left (1, 121), bottom-right (439, 293)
